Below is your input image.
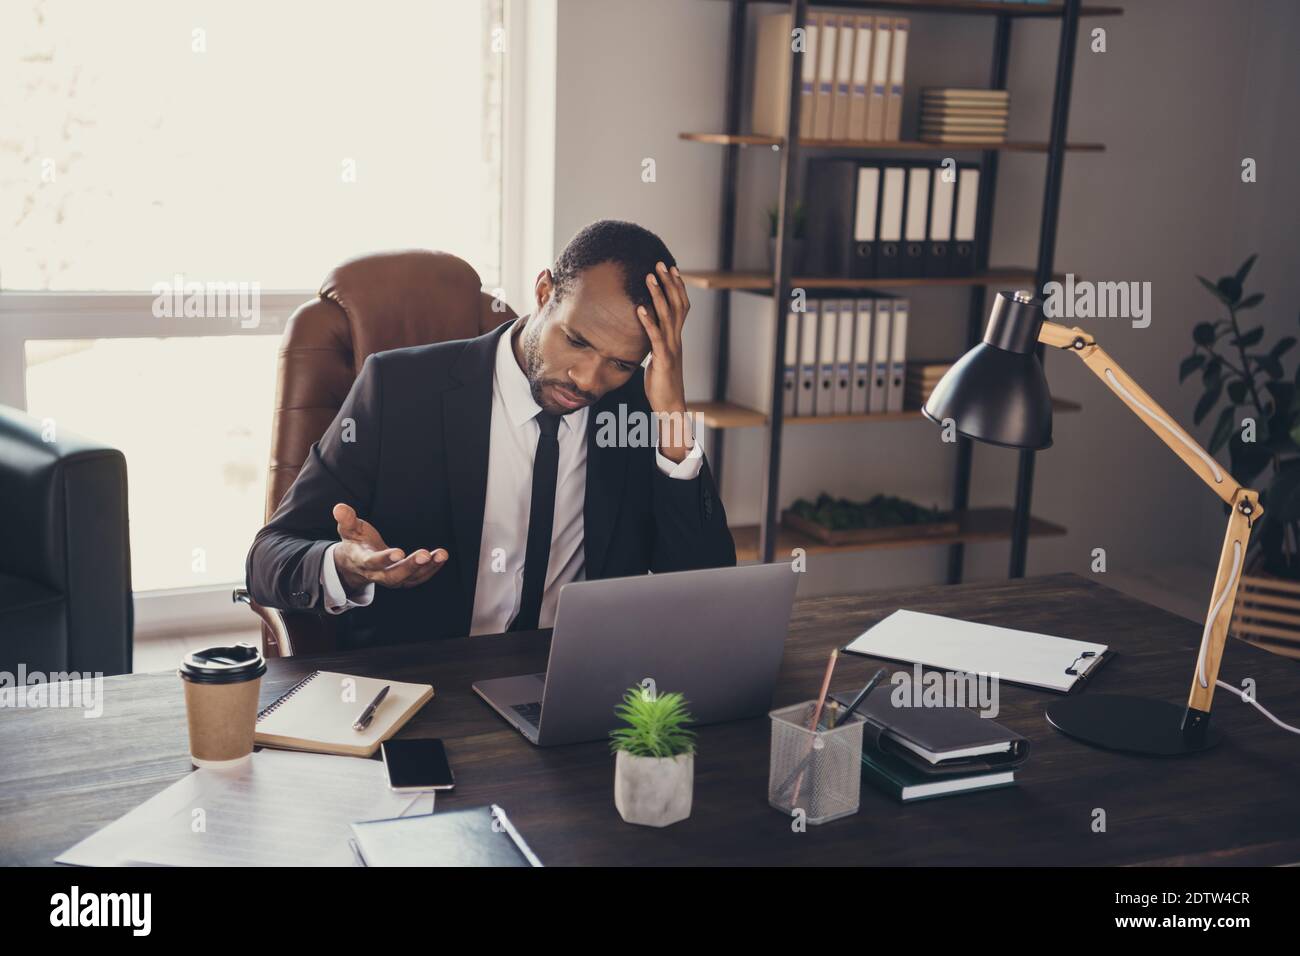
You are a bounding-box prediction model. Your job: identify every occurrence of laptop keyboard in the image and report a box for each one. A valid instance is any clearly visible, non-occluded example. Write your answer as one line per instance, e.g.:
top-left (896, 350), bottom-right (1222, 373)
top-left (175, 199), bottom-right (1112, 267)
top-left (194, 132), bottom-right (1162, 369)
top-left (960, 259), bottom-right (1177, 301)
top-left (511, 702), bottom-right (543, 728)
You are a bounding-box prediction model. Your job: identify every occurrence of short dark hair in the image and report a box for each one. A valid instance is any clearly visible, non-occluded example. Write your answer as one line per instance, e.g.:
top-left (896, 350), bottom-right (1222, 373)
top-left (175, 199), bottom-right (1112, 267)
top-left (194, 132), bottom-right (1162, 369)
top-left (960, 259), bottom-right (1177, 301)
top-left (551, 219), bottom-right (676, 312)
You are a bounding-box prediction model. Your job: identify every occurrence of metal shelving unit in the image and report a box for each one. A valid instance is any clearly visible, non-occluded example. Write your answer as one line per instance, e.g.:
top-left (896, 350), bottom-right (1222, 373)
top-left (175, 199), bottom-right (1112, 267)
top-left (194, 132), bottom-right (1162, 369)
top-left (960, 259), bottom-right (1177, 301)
top-left (687, 0), bottom-right (1115, 576)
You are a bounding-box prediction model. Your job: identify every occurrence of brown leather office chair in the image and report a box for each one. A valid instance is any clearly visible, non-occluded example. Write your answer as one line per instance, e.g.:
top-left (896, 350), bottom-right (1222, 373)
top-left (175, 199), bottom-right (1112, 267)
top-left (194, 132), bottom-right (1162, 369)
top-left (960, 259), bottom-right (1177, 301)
top-left (235, 250), bottom-right (516, 657)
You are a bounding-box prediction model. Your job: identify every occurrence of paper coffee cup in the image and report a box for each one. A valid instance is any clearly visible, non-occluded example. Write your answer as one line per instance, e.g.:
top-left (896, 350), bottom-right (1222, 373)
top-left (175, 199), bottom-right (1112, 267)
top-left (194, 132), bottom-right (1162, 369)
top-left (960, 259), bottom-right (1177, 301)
top-left (179, 643), bottom-right (267, 768)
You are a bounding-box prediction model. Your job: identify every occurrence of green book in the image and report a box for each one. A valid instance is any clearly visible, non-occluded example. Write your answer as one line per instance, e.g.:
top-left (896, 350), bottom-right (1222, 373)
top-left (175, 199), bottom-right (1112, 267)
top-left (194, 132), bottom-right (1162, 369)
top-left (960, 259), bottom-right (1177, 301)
top-left (861, 748), bottom-right (1016, 803)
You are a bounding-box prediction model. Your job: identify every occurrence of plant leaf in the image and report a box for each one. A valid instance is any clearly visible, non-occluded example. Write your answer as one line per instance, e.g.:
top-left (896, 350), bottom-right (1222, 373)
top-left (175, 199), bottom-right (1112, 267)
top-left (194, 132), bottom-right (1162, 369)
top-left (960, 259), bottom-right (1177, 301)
top-left (1256, 354), bottom-right (1283, 379)
top-left (1229, 441), bottom-right (1272, 486)
top-left (1226, 379), bottom-right (1248, 403)
top-left (1235, 254), bottom-right (1257, 285)
top-left (1192, 323), bottom-right (1216, 346)
top-left (1268, 465), bottom-right (1300, 522)
top-left (610, 686), bottom-right (696, 757)
top-left (1257, 415), bottom-right (1272, 444)
top-left (1216, 276), bottom-right (1243, 304)
top-left (1179, 354), bottom-right (1205, 382)
top-left (1203, 358), bottom-right (1223, 389)
top-left (1265, 379), bottom-right (1294, 412)
top-left (1238, 293), bottom-right (1264, 310)
top-left (1194, 382), bottom-right (1222, 425)
top-left (1208, 406), bottom-right (1235, 454)
top-left (1235, 327), bottom-right (1264, 348)
top-left (1198, 275), bottom-right (1230, 305)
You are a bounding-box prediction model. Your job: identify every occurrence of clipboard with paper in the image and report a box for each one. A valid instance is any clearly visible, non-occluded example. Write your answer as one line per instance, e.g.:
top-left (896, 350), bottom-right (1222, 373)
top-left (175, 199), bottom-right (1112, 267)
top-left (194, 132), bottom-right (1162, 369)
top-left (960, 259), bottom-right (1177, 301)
top-left (843, 609), bottom-right (1113, 694)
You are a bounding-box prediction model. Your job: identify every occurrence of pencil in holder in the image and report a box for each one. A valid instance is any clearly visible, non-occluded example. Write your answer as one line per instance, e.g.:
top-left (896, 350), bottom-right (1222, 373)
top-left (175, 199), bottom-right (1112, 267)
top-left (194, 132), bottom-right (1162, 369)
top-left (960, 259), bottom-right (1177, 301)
top-left (768, 700), bottom-right (865, 825)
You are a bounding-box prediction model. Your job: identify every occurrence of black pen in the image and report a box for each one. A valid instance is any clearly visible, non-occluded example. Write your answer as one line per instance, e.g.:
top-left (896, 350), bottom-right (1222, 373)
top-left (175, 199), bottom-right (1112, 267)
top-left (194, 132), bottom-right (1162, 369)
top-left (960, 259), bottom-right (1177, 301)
top-left (833, 668), bottom-right (887, 727)
top-left (352, 685), bottom-right (391, 731)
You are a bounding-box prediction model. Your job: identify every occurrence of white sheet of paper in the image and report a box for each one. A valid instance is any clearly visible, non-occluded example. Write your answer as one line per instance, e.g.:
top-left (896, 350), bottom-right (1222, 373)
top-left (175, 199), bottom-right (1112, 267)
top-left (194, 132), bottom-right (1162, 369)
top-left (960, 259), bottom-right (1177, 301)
top-left (58, 750), bottom-right (434, 867)
top-left (844, 609), bottom-right (1109, 693)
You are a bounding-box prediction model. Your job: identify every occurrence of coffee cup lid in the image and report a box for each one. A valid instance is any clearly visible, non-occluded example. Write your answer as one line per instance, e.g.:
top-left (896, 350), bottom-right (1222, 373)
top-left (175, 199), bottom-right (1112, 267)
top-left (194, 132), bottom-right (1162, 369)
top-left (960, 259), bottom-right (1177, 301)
top-left (179, 643), bottom-right (267, 684)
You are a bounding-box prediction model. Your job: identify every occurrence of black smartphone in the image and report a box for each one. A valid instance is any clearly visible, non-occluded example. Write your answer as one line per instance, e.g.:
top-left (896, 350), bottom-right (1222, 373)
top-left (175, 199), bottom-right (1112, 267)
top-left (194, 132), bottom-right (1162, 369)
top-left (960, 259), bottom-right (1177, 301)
top-left (380, 739), bottom-right (454, 792)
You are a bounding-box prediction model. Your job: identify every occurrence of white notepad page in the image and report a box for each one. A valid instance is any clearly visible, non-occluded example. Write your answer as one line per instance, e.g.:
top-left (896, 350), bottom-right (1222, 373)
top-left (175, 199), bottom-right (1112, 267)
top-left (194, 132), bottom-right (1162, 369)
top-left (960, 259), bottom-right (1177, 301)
top-left (845, 609), bottom-right (1108, 693)
top-left (256, 671), bottom-right (433, 755)
top-left (57, 750), bottom-right (432, 867)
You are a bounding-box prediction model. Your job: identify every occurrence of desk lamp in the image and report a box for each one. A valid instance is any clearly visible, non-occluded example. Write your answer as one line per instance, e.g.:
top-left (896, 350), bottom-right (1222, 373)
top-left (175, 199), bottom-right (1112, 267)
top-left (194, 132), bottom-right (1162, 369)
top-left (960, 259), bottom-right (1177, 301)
top-left (923, 290), bottom-right (1260, 756)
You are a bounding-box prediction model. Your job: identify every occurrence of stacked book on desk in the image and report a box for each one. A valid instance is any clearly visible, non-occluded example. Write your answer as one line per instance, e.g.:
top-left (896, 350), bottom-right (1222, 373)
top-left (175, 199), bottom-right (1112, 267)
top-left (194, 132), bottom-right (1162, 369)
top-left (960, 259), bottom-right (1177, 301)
top-left (903, 360), bottom-right (953, 410)
top-left (830, 687), bottom-right (1028, 802)
top-left (919, 88), bottom-right (1009, 144)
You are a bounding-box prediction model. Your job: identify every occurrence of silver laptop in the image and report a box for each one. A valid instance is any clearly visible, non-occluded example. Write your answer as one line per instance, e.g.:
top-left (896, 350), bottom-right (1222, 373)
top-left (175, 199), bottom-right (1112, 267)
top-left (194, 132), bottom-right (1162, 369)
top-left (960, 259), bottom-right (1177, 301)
top-left (473, 563), bottom-right (798, 746)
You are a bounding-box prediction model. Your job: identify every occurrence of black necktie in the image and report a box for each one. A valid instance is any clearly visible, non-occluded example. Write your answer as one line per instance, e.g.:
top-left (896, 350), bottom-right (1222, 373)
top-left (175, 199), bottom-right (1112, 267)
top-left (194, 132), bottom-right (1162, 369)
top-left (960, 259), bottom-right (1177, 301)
top-left (508, 411), bottom-right (561, 632)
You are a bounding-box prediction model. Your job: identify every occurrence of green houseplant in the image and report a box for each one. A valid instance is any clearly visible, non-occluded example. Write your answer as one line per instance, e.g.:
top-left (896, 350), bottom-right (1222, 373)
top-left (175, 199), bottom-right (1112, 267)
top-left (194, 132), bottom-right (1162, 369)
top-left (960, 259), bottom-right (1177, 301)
top-left (610, 687), bottom-right (696, 827)
top-left (1180, 254), bottom-right (1300, 579)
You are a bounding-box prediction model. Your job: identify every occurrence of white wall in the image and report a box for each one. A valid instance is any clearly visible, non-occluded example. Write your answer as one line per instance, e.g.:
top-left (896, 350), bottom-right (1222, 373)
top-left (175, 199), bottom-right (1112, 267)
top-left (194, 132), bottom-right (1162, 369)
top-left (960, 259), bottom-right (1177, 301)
top-left (528, 0), bottom-right (1300, 600)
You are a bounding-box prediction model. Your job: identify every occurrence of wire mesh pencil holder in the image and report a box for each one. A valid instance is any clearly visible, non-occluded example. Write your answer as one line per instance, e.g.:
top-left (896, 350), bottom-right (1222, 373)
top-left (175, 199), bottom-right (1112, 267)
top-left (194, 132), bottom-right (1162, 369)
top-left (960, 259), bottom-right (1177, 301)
top-left (768, 700), bottom-right (865, 825)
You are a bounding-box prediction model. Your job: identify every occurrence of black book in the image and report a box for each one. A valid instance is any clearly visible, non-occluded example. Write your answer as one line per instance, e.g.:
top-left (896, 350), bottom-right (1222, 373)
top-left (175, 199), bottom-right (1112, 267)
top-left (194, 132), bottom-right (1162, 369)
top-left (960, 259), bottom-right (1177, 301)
top-left (830, 686), bottom-right (1029, 777)
top-left (804, 159), bottom-right (880, 279)
top-left (350, 804), bottom-right (542, 867)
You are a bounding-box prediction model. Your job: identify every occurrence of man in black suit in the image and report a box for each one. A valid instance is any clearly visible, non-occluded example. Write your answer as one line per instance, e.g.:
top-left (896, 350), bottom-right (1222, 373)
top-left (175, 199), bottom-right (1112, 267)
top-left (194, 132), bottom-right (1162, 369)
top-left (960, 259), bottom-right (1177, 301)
top-left (245, 220), bottom-right (736, 646)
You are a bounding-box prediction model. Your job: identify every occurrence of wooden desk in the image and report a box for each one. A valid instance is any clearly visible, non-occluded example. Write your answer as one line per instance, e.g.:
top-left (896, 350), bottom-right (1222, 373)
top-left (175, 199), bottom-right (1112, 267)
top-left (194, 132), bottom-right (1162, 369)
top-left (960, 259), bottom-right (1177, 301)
top-left (3, 573), bottom-right (1298, 866)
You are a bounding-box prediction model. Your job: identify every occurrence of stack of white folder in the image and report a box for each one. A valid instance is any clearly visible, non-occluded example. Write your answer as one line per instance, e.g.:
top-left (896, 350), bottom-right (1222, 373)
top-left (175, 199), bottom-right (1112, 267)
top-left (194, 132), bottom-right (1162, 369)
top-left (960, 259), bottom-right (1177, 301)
top-left (752, 11), bottom-right (909, 142)
top-left (778, 298), bottom-right (909, 418)
top-left (803, 160), bottom-right (982, 279)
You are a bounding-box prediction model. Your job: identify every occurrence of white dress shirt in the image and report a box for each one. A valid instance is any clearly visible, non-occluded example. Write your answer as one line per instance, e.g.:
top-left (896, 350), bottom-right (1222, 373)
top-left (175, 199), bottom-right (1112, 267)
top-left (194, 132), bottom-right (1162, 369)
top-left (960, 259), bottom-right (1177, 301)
top-left (321, 317), bottom-right (703, 633)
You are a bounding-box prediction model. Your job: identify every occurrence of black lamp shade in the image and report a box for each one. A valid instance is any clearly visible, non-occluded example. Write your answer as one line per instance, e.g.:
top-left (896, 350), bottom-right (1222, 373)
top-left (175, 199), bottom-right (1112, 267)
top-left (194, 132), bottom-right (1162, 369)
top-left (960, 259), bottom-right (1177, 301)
top-left (922, 291), bottom-right (1054, 450)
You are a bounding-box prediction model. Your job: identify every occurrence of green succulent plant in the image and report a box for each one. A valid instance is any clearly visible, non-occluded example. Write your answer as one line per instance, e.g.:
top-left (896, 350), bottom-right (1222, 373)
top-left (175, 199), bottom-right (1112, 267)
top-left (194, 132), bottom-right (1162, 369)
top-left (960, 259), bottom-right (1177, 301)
top-left (609, 687), bottom-right (696, 759)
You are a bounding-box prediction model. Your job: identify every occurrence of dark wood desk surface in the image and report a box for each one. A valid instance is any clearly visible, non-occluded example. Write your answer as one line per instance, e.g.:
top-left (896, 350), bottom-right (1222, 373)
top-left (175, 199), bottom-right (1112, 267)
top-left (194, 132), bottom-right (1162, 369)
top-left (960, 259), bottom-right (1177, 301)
top-left (3, 573), bottom-right (1298, 866)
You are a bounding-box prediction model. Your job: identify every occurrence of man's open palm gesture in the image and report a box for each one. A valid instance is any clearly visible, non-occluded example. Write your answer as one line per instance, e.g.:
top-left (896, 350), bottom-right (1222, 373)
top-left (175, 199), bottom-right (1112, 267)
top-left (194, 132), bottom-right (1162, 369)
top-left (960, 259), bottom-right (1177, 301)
top-left (331, 503), bottom-right (447, 592)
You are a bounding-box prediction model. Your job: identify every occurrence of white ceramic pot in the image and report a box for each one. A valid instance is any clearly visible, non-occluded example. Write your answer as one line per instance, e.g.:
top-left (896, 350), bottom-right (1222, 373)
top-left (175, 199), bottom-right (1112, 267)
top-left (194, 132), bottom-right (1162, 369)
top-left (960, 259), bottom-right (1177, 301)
top-left (613, 750), bottom-right (694, 827)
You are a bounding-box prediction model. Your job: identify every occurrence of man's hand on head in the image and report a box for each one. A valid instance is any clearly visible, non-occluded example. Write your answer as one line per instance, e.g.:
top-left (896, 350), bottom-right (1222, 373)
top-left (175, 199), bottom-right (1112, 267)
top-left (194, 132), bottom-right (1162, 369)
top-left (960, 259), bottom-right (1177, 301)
top-left (638, 261), bottom-right (694, 463)
top-left (331, 503), bottom-right (448, 594)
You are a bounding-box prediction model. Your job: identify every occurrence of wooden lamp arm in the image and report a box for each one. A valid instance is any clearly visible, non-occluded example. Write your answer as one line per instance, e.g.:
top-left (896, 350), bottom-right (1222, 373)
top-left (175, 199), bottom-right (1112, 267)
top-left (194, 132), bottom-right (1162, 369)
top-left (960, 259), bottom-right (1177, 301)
top-left (1038, 320), bottom-right (1262, 723)
top-left (1039, 322), bottom-right (1246, 507)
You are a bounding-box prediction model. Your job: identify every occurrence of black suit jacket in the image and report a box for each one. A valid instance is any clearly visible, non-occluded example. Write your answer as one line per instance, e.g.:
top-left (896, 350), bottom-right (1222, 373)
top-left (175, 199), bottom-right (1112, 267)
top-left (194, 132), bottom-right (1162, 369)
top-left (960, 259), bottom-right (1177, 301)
top-left (245, 319), bottom-right (736, 646)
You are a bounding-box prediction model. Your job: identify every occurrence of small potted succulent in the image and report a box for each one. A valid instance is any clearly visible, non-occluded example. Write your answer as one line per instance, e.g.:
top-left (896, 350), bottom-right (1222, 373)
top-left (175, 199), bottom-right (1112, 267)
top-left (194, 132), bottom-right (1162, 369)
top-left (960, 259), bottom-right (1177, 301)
top-left (610, 686), bottom-right (696, 828)
top-left (766, 200), bottom-right (807, 273)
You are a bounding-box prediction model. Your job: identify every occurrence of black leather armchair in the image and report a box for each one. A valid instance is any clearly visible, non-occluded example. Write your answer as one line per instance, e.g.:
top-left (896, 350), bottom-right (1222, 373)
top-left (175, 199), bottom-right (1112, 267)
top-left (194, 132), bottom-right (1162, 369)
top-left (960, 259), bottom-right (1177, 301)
top-left (0, 405), bottom-right (133, 677)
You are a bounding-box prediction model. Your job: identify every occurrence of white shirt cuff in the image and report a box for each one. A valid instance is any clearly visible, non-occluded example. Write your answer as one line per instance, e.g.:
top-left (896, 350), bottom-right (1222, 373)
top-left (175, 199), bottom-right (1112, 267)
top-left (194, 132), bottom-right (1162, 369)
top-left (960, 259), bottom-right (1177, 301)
top-left (321, 542), bottom-right (375, 614)
top-left (655, 440), bottom-right (704, 480)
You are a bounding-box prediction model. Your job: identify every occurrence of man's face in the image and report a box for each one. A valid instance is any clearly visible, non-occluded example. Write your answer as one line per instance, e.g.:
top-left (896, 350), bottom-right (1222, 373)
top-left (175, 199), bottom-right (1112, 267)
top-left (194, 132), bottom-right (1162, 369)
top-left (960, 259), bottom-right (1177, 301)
top-left (520, 260), bottom-right (650, 415)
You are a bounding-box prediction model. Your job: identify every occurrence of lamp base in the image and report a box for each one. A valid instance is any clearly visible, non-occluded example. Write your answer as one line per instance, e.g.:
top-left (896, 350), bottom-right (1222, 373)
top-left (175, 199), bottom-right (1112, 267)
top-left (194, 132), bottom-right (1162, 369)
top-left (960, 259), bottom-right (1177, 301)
top-left (1045, 694), bottom-right (1223, 756)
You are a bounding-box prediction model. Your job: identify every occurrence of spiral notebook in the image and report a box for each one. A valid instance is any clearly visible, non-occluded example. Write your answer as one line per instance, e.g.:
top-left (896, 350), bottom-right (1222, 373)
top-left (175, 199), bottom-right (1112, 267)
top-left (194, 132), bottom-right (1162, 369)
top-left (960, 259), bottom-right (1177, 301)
top-left (255, 671), bottom-right (434, 757)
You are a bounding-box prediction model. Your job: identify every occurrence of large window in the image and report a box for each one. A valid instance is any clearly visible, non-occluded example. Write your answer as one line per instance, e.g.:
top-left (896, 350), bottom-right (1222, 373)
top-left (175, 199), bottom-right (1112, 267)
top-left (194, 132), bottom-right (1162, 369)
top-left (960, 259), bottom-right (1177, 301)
top-left (1, 0), bottom-right (507, 596)
top-left (1, 0), bottom-right (504, 290)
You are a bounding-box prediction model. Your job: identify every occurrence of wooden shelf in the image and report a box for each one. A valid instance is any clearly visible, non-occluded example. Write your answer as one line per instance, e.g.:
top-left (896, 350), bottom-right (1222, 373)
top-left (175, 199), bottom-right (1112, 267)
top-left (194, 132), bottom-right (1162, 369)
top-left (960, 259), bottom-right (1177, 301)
top-left (679, 132), bottom-right (1105, 153)
top-left (700, 1), bottom-right (1122, 17)
top-left (689, 401), bottom-right (769, 429)
top-left (690, 397), bottom-right (1081, 430)
top-left (731, 507), bottom-right (1066, 562)
top-left (679, 266), bottom-right (1049, 292)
